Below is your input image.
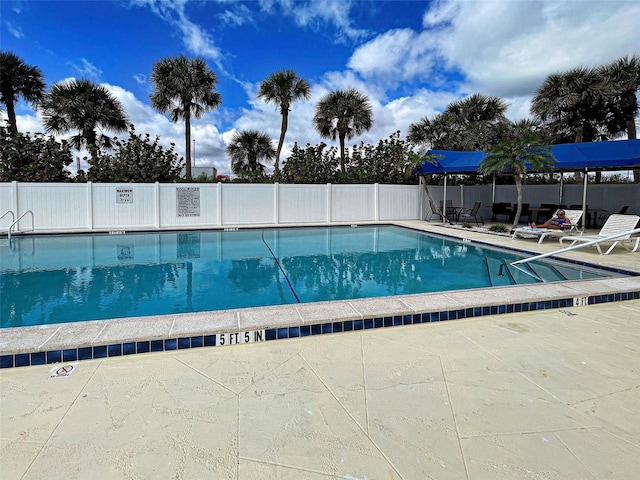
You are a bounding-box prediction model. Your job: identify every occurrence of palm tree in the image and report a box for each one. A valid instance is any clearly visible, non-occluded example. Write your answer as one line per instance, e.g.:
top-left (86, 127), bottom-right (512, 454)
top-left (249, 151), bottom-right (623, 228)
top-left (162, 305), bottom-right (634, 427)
top-left (408, 93), bottom-right (508, 151)
top-left (407, 114), bottom-right (452, 150)
top-left (227, 130), bottom-right (276, 175)
top-left (0, 51), bottom-right (46, 135)
top-left (479, 127), bottom-right (556, 228)
top-left (601, 55), bottom-right (640, 183)
top-left (40, 79), bottom-right (127, 160)
top-left (600, 55), bottom-right (640, 139)
top-left (258, 70), bottom-right (311, 175)
top-left (531, 67), bottom-right (609, 144)
top-left (150, 55), bottom-right (222, 180)
top-left (313, 88), bottom-right (373, 173)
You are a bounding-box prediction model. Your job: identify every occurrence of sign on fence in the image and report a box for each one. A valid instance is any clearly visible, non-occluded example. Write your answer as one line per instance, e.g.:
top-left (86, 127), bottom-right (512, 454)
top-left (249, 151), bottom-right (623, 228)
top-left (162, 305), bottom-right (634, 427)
top-left (176, 187), bottom-right (200, 217)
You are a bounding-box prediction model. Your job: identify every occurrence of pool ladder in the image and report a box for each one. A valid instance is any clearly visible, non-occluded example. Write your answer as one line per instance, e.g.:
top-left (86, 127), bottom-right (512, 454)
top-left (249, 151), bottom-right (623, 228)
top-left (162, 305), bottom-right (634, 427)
top-left (1, 210), bottom-right (34, 240)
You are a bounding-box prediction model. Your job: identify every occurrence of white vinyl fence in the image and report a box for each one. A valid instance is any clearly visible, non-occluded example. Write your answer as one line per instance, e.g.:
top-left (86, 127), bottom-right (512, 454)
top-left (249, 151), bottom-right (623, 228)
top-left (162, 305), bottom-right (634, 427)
top-left (0, 182), bottom-right (421, 233)
top-left (2, 181), bottom-right (637, 234)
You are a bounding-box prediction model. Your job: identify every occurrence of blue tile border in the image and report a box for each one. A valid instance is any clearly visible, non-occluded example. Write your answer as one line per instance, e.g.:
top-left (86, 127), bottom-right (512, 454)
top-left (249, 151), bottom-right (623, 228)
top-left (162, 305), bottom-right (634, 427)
top-left (1, 290), bottom-right (639, 369)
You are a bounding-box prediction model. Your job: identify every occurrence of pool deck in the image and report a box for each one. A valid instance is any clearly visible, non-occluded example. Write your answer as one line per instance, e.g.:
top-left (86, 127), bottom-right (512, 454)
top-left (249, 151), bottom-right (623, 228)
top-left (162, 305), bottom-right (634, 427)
top-left (2, 221), bottom-right (640, 479)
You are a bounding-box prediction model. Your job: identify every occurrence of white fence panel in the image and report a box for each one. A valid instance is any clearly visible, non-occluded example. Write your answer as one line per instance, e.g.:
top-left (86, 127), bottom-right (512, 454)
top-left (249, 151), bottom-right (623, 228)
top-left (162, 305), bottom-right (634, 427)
top-left (91, 183), bottom-right (157, 229)
top-left (16, 183), bottom-right (88, 230)
top-left (278, 184), bottom-right (328, 223)
top-left (0, 183), bottom-right (15, 230)
top-left (222, 184), bottom-right (275, 225)
top-left (159, 184), bottom-right (220, 227)
top-left (331, 185), bottom-right (375, 222)
top-left (379, 185), bottom-right (419, 220)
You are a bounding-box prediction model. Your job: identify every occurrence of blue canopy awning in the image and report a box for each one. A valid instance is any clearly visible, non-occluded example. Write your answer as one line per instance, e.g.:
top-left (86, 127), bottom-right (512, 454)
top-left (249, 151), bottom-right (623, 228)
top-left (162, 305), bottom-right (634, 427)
top-left (420, 139), bottom-right (640, 174)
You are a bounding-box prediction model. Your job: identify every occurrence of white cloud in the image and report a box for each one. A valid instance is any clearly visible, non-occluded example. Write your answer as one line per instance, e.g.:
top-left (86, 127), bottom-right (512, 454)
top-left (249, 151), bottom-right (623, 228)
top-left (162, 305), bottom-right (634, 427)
top-left (129, 0), bottom-right (223, 63)
top-left (133, 73), bottom-right (146, 84)
top-left (258, 0), bottom-right (367, 41)
top-left (347, 29), bottom-right (439, 87)
top-left (218, 3), bottom-right (255, 27)
top-left (4, 21), bottom-right (23, 38)
top-left (70, 58), bottom-right (102, 80)
top-left (421, 0), bottom-right (640, 96)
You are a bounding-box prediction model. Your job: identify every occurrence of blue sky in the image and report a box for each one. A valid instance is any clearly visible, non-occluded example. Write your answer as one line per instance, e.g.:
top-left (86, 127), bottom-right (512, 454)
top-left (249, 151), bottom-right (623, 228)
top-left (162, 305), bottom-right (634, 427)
top-left (2, 0), bottom-right (640, 175)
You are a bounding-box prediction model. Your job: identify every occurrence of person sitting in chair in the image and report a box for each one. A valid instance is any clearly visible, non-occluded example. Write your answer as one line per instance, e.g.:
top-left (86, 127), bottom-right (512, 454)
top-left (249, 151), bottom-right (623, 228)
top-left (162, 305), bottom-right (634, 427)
top-left (530, 210), bottom-right (571, 230)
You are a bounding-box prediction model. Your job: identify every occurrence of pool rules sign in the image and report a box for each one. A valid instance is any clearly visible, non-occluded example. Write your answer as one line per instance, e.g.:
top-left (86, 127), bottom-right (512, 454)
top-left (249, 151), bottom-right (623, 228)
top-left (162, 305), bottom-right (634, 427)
top-left (176, 187), bottom-right (200, 217)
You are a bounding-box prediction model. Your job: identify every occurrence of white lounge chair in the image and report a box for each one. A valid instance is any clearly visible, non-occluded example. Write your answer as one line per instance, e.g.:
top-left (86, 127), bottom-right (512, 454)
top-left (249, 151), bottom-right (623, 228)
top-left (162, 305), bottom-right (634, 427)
top-left (511, 209), bottom-right (583, 243)
top-left (559, 214), bottom-right (640, 255)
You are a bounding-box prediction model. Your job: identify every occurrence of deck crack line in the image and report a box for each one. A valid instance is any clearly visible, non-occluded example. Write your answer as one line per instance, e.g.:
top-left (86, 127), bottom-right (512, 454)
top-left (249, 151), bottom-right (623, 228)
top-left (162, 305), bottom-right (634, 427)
top-left (553, 431), bottom-right (597, 479)
top-left (237, 456), bottom-right (343, 476)
top-left (173, 357), bottom-right (240, 396)
top-left (459, 332), bottom-right (566, 404)
top-left (168, 316), bottom-right (177, 336)
top-left (300, 354), bottom-right (406, 480)
top-left (459, 425), bottom-right (598, 439)
top-left (441, 355), bottom-right (471, 480)
top-left (360, 334), bottom-right (370, 437)
top-left (569, 384), bottom-right (640, 407)
top-left (37, 326), bottom-right (61, 350)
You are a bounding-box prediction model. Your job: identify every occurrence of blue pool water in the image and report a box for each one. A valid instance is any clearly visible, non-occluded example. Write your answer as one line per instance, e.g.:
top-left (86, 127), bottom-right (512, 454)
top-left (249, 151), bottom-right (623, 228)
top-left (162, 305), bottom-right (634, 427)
top-left (0, 225), bottom-right (624, 328)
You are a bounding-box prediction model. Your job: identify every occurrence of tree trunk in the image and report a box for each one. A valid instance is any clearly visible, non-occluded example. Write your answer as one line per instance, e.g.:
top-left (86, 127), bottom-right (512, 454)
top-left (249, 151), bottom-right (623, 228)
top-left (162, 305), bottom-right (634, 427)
top-left (185, 116), bottom-right (192, 180)
top-left (627, 116), bottom-right (639, 183)
top-left (274, 112), bottom-right (288, 175)
top-left (574, 125), bottom-right (584, 184)
top-left (6, 102), bottom-right (18, 136)
top-left (339, 132), bottom-right (346, 173)
top-left (420, 174), bottom-right (435, 206)
top-left (513, 175), bottom-right (523, 229)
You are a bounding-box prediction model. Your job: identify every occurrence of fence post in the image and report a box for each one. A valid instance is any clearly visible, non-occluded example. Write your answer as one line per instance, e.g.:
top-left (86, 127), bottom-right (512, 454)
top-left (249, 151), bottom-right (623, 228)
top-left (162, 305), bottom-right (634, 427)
top-left (374, 183), bottom-right (379, 221)
top-left (274, 182), bottom-right (279, 224)
top-left (326, 183), bottom-right (332, 223)
top-left (86, 181), bottom-right (93, 230)
top-left (11, 181), bottom-right (18, 217)
top-left (218, 182), bottom-right (223, 226)
top-left (155, 182), bottom-right (161, 228)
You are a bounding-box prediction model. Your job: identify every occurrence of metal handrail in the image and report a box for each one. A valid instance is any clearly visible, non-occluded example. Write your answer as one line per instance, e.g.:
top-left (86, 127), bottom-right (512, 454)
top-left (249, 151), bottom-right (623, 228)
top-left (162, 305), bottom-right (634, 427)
top-left (8, 210), bottom-right (34, 240)
top-left (1, 210), bottom-right (15, 225)
top-left (511, 227), bottom-right (640, 266)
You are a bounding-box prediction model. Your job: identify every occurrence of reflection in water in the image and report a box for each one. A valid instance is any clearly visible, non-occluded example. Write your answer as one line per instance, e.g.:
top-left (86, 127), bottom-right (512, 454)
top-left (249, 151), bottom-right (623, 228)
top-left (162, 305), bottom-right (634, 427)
top-left (0, 226), bottom-right (614, 328)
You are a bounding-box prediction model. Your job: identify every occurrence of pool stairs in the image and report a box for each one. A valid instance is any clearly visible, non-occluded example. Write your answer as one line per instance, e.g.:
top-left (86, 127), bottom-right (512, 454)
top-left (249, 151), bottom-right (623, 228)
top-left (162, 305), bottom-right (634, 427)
top-left (485, 256), bottom-right (598, 287)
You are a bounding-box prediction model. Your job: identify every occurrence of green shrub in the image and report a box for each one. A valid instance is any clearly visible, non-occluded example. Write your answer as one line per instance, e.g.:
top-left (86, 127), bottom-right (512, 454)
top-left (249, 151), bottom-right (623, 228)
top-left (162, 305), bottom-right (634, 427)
top-left (489, 224), bottom-right (509, 233)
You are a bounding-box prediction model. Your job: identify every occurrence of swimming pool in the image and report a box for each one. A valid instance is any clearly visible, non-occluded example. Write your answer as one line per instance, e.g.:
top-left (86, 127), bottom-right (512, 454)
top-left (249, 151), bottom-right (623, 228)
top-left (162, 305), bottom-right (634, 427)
top-left (0, 225), bottom-right (627, 329)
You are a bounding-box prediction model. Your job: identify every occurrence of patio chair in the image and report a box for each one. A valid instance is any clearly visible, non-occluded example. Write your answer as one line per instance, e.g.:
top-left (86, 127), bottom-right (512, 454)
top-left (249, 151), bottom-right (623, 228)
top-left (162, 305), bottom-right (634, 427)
top-left (426, 198), bottom-right (453, 224)
top-left (457, 201), bottom-right (484, 226)
top-left (536, 203), bottom-right (558, 223)
top-left (490, 202), bottom-right (513, 222)
top-left (512, 203), bottom-right (531, 224)
top-left (597, 205), bottom-right (628, 228)
top-left (511, 209), bottom-right (583, 243)
top-left (559, 214), bottom-right (640, 255)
